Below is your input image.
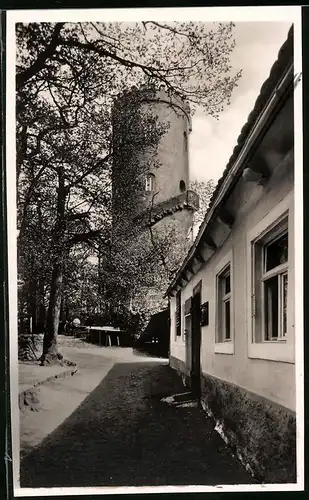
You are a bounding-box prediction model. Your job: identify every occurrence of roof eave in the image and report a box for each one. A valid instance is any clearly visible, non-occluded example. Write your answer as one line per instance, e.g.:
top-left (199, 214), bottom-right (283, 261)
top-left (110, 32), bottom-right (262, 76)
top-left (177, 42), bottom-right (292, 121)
top-left (166, 61), bottom-right (294, 297)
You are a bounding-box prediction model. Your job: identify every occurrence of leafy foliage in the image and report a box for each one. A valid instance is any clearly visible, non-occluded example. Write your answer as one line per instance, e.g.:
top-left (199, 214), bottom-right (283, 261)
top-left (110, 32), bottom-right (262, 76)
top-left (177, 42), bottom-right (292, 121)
top-left (190, 179), bottom-right (216, 231)
top-left (16, 22), bottom-right (241, 117)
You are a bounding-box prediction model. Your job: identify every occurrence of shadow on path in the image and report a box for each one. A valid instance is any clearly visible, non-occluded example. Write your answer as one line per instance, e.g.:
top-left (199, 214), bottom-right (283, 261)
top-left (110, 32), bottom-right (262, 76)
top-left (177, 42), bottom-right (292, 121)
top-left (20, 362), bottom-right (256, 488)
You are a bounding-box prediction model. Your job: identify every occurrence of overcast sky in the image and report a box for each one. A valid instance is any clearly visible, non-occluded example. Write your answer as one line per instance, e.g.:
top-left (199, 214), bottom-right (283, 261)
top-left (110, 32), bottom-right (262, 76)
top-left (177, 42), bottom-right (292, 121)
top-left (189, 22), bottom-right (291, 183)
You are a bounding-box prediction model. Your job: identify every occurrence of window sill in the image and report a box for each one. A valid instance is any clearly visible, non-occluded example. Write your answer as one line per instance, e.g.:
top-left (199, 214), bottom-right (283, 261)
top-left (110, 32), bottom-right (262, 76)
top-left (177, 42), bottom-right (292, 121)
top-left (214, 342), bottom-right (234, 355)
top-left (248, 342), bottom-right (294, 363)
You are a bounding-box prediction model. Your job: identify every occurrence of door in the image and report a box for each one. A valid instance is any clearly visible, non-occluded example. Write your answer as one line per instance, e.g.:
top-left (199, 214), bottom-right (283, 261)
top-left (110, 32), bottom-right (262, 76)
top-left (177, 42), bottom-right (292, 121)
top-left (184, 298), bottom-right (192, 371)
top-left (191, 282), bottom-right (202, 397)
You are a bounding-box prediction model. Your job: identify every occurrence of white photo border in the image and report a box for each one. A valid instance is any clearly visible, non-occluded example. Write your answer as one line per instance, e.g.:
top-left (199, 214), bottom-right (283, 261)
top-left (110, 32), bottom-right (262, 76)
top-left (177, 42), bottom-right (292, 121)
top-left (6, 6), bottom-right (304, 496)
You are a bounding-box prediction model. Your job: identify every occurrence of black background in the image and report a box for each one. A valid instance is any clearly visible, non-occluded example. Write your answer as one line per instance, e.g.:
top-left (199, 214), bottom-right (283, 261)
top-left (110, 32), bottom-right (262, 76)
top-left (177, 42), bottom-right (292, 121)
top-left (1, 3), bottom-right (308, 499)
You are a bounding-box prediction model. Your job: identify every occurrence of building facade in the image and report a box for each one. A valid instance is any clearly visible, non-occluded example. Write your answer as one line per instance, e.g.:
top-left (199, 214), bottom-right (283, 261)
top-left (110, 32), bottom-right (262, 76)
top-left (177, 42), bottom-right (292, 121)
top-left (167, 27), bottom-right (296, 483)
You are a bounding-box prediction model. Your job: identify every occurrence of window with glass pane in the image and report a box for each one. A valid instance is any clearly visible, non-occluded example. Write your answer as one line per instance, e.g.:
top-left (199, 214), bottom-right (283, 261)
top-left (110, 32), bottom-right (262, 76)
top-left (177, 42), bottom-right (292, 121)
top-left (217, 265), bottom-right (231, 342)
top-left (225, 300), bottom-right (231, 340)
top-left (264, 232), bottom-right (288, 271)
top-left (183, 297), bottom-right (192, 341)
top-left (252, 217), bottom-right (289, 343)
top-left (184, 314), bottom-right (191, 342)
top-left (262, 230), bottom-right (288, 340)
top-left (176, 291), bottom-right (181, 337)
top-left (145, 173), bottom-right (155, 192)
top-left (183, 131), bottom-right (188, 152)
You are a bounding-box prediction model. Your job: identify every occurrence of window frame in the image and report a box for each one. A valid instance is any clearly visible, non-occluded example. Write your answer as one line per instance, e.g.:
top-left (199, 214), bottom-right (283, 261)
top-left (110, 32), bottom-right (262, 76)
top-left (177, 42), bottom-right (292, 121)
top-left (175, 290), bottom-right (181, 338)
top-left (183, 297), bottom-right (192, 343)
top-left (183, 131), bottom-right (188, 152)
top-left (214, 250), bottom-right (234, 355)
top-left (247, 192), bottom-right (294, 363)
top-left (183, 311), bottom-right (191, 343)
top-left (261, 226), bottom-right (289, 342)
top-left (145, 173), bottom-right (155, 192)
top-left (179, 179), bottom-right (186, 193)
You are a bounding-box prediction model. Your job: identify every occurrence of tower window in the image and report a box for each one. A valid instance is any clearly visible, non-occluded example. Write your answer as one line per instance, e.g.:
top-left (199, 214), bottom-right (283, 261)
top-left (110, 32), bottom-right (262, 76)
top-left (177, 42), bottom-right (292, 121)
top-left (183, 131), bottom-right (188, 152)
top-left (179, 180), bottom-right (186, 192)
top-left (145, 173), bottom-right (155, 192)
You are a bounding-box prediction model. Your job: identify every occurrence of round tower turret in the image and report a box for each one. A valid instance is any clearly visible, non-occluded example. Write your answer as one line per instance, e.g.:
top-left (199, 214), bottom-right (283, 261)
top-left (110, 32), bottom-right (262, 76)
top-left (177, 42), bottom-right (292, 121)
top-left (110, 85), bottom-right (199, 319)
top-left (112, 85), bottom-right (198, 232)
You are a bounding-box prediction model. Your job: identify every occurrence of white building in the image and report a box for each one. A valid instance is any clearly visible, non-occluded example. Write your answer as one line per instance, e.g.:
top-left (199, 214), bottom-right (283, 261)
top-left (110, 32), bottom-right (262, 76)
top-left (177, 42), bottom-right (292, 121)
top-left (167, 27), bottom-right (296, 483)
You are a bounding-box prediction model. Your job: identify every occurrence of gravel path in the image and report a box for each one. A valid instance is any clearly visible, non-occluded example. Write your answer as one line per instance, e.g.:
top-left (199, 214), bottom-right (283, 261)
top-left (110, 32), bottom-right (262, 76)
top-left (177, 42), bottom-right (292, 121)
top-left (19, 338), bottom-right (168, 458)
top-left (20, 361), bottom-right (256, 488)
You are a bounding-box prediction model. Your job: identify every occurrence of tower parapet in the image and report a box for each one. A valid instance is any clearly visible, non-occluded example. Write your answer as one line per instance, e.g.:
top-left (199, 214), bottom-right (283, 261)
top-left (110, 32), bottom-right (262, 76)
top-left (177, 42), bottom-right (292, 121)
top-left (113, 85), bottom-right (192, 132)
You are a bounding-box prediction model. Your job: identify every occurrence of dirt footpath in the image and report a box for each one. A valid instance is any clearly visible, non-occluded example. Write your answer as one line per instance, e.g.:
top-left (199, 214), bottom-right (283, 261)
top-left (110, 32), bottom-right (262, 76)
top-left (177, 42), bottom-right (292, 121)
top-left (20, 336), bottom-right (167, 458)
top-left (20, 360), bottom-right (256, 488)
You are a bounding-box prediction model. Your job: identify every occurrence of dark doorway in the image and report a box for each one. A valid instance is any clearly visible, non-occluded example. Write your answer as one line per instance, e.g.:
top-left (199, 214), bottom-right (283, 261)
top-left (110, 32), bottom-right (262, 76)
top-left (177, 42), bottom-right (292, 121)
top-left (191, 281), bottom-right (202, 398)
top-left (179, 179), bottom-right (186, 192)
top-left (184, 298), bottom-right (192, 372)
top-left (134, 308), bottom-right (170, 358)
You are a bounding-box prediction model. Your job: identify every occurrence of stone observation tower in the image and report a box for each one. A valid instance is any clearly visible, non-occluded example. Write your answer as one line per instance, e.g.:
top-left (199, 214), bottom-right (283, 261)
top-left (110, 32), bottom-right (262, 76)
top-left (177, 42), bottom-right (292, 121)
top-left (111, 85), bottom-right (199, 315)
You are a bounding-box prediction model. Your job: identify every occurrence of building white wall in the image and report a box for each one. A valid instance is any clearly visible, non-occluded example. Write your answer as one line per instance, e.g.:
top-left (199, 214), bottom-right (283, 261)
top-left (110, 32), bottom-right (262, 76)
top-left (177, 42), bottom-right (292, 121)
top-left (170, 140), bottom-right (295, 411)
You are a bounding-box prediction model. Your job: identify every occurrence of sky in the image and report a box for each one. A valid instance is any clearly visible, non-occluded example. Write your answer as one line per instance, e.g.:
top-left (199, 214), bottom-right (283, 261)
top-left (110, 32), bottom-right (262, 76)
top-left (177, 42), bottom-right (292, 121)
top-left (189, 22), bottom-right (291, 183)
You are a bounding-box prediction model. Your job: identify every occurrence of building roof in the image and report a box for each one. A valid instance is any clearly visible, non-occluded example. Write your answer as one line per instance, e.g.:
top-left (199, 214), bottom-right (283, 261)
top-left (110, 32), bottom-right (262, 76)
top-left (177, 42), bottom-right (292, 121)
top-left (136, 308), bottom-right (170, 343)
top-left (167, 25), bottom-right (294, 296)
top-left (206, 25), bottom-right (293, 214)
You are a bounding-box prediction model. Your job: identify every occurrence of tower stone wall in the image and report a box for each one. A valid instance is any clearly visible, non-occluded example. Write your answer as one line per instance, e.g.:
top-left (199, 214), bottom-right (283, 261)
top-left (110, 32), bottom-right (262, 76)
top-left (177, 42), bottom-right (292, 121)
top-left (110, 86), bottom-right (199, 326)
top-left (138, 89), bottom-right (192, 205)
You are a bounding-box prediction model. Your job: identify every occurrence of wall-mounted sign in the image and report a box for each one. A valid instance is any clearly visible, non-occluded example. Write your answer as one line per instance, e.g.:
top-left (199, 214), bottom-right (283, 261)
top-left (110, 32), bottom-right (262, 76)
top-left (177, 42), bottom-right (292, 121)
top-left (184, 297), bottom-right (192, 315)
top-left (200, 301), bottom-right (209, 326)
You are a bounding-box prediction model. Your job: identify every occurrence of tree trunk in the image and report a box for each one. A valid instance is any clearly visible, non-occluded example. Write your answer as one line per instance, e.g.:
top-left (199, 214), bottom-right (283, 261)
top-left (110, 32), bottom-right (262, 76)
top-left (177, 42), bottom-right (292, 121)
top-left (41, 260), bottom-right (63, 361)
top-left (37, 197), bottom-right (47, 332)
top-left (60, 296), bottom-right (66, 323)
top-left (38, 278), bottom-right (46, 331)
top-left (40, 166), bottom-right (74, 366)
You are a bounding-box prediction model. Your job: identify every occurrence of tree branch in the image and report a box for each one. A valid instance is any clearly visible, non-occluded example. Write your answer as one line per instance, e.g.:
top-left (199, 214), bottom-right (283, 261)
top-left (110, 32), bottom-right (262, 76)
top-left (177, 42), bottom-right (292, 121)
top-left (58, 38), bottom-right (174, 90)
top-left (66, 230), bottom-right (105, 246)
top-left (17, 164), bottom-right (49, 240)
top-left (68, 152), bottom-right (112, 188)
top-left (16, 23), bottom-right (65, 89)
top-left (66, 212), bottom-right (90, 221)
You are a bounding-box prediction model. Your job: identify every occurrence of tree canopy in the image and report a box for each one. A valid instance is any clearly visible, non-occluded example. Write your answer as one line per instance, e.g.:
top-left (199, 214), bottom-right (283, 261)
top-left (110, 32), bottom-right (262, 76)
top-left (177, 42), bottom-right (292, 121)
top-left (16, 21), bottom-right (241, 362)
